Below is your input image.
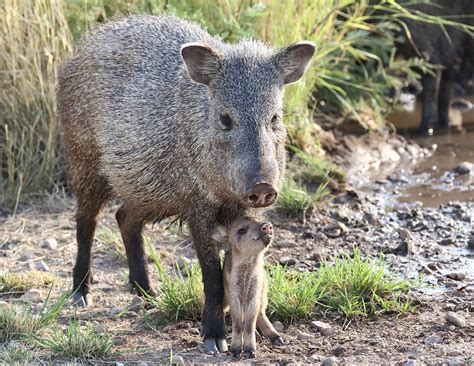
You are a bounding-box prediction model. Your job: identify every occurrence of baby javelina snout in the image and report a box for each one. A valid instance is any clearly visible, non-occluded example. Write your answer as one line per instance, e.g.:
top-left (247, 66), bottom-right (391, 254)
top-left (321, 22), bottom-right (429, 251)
top-left (212, 218), bottom-right (283, 359)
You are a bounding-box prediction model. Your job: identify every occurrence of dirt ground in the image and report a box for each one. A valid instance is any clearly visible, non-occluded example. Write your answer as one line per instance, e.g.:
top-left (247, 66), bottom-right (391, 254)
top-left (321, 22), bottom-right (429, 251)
top-left (1, 130), bottom-right (473, 365)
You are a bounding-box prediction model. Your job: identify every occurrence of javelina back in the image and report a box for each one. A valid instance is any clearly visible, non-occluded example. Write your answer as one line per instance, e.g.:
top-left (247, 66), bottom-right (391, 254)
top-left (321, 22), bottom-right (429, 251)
top-left (57, 15), bottom-right (314, 353)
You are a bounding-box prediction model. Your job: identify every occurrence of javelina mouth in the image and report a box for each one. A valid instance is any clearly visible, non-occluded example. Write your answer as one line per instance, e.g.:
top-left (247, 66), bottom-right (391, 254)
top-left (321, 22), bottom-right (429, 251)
top-left (259, 233), bottom-right (272, 246)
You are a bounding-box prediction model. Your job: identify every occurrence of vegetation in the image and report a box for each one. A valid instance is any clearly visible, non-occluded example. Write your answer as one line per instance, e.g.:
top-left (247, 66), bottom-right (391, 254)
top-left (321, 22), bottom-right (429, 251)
top-left (2, 0), bottom-right (469, 210)
top-left (0, 271), bottom-right (57, 296)
top-left (144, 248), bottom-right (413, 323)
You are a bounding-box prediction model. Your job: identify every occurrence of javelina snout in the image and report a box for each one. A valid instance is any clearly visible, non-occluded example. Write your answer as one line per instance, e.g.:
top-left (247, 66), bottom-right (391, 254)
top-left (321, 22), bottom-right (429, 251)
top-left (243, 182), bottom-right (277, 208)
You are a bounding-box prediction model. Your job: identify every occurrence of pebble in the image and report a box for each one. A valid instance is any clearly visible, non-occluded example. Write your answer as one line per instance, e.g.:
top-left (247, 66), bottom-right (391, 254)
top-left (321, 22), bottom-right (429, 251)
top-left (40, 237), bottom-right (58, 250)
top-left (279, 256), bottom-right (296, 266)
top-left (331, 344), bottom-right (344, 356)
top-left (424, 335), bottom-right (442, 346)
top-left (445, 312), bottom-right (466, 327)
top-left (20, 289), bottom-right (42, 302)
top-left (453, 161), bottom-right (472, 175)
top-left (189, 327), bottom-right (200, 335)
top-left (405, 360), bottom-right (417, 366)
top-left (273, 321), bottom-right (285, 332)
top-left (446, 358), bottom-right (465, 366)
top-left (276, 240), bottom-right (297, 248)
top-left (322, 222), bottom-right (348, 238)
top-left (322, 356), bottom-right (339, 366)
top-left (129, 295), bottom-right (144, 311)
top-left (170, 355), bottom-right (185, 365)
top-left (310, 320), bottom-right (333, 336)
top-left (35, 260), bottom-right (49, 272)
top-left (446, 272), bottom-right (466, 281)
top-left (108, 307), bottom-right (123, 316)
top-left (468, 236), bottom-right (474, 250)
top-left (295, 329), bottom-right (312, 341)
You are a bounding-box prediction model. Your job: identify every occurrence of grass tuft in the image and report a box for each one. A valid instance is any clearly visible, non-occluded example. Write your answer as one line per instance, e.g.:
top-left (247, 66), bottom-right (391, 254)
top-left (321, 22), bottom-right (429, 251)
top-left (146, 244), bottom-right (203, 322)
top-left (268, 250), bottom-right (413, 320)
top-left (0, 271), bottom-right (57, 296)
top-left (37, 319), bottom-right (115, 359)
top-left (96, 226), bottom-right (126, 260)
top-left (0, 342), bottom-right (36, 365)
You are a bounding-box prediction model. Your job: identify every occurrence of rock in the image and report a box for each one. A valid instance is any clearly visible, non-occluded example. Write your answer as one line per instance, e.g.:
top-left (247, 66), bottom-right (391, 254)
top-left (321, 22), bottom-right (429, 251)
top-left (273, 321), bottom-right (284, 332)
top-left (468, 236), bottom-right (474, 250)
top-left (279, 256), bottom-right (296, 266)
top-left (440, 238), bottom-right (455, 246)
top-left (176, 256), bottom-right (191, 270)
top-left (129, 295), bottom-right (144, 311)
top-left (310, 320), bottom-right (333, 336)
top-left (446, 272), bottom-right (466, 281)
top-left (331, 344), bottom-right (344, 357)
top-left (453, 161), bottom-right (472, 175)
top-left (20, 289), bottom-right (42, 302)
top-left (295, 329), bottom-right (312, 341)
top-left (40, 237), bottom-right (58, 250)
top-left (446, 358), bottom-right (465, 366)
top-left (170, 355), bottom-right (185, 365)
top-left (276, 240), bottom-right (297, 248)
top-left (35, 260), bottom-right (49, 272)
top-left (424, 335), bottom-right (442, 346)
top-left (405, 360), bottom-right (417, 366)
top-left (445, 312), bottom-right (466, 327)
top-left (322, 222), bottom-right (348, 238)
top-left (108, 307), bottom-right (123, 316)
top-left (189, 327), bottom-right (200, 335)
top-left (322, 356), bottom-right (339, 366)
top-left (137, 362), bottom-right (148, 366)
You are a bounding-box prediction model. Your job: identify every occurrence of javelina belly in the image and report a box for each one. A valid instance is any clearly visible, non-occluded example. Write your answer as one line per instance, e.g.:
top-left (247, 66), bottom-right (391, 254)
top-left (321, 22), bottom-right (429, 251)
top-left (57, 15), bottom-right (314, 354)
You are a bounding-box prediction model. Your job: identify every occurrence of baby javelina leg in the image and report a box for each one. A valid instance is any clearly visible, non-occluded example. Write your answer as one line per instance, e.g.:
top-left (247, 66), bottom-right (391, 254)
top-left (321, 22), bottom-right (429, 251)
top-left (212, 218), bottom-right (282, 359)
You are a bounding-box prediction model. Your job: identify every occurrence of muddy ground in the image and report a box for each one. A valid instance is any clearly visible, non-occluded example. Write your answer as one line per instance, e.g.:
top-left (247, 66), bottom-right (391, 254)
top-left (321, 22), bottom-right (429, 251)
top-left (0, 129), bottom-right (473, 365)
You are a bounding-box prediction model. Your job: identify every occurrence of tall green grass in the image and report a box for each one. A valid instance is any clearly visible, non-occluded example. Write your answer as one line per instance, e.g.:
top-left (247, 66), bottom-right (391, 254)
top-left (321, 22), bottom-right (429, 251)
top-left (1, 0), bottom-right (471, 209)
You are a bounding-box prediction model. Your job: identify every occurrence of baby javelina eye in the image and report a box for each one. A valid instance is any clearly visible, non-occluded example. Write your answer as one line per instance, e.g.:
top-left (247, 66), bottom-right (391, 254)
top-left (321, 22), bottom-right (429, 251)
top-left (237, 227), bottom-right (247, 235)
top-left (219, 114), bottom-right (233, 131)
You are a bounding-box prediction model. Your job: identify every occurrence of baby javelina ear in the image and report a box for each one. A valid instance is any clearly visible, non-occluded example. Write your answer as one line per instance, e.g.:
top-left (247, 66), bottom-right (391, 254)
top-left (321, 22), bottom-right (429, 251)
top-left (211, 225), bottom-right (229, 244)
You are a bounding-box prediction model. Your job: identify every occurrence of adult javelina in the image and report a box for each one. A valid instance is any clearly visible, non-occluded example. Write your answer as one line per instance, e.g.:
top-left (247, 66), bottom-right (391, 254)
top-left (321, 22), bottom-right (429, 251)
top-left (57, 15), bottom-right (314, 354)
top-left (396, 0), bottom-right (474, 133)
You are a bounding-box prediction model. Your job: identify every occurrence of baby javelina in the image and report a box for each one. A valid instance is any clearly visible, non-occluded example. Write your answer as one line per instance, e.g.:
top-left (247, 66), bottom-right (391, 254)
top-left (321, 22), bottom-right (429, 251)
top-left (212, 218), bottom-right (283, 358)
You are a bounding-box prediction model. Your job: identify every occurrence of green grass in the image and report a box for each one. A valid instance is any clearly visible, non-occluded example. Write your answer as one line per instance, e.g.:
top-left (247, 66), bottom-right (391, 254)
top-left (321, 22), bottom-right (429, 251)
top-left (0, 343), bottom-right (36, 365)
top-left (268, 250), bottom-right (413, 321)
top-left (96, 226), bottom-right (126, 260)
top-left (0, 293), bottom-right (68, 342)
top-left (0, 271), bottom-right (57, 296)
top-left (36, 319), bottom-right (115, 359)
top-left (146, 244), bottom-right (204, 322)
top-left (144, 248), bottom-right (413, 323)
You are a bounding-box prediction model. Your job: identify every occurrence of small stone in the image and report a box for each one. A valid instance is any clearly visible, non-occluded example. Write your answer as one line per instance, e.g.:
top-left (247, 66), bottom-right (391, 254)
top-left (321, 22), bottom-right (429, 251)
top-left (279, 256), bottom-right (296, 266)
top-left (35, 260), bottom-right (49, 272)
top-left (170, 355), bottom-right (185, 365)
top-left (40, 237), bottom-right (58, 250)
top-left (453, 161), bottom-right (472, 175)
top-left (129, 295), bottom-right (144, 311)
top-left (446, 272), bottom-right (466, 281)
top-left (322, 222), bottom-right (348, 238)
top-left (276, 240), bottom-right (297, 248)
top-left (331, 344), bottom-right (344, 356)
top-left (176, 256), bottom-right (191, 270)
top-left (424, 335), bottom-right (442, 346)
top-left (310, 320), bottom-right (332, 335)
top-left (322, 356), bottom-right (339, 366)
top-left (405, 360), bottom-right (417, 366)
top-left (295, 329), bottom-right (312, 341)
top-left (273, 321), bottom-right (284, 332)
top-left (448, 350), bottom-right (462, 357)
top-left (436, 345), bottom-right (448, 357)
top-left (440, 238), bottom-right (455, 246)
top-left (108, 307), bottom-right (122, 316)
top-left (189, 327), bottom-right (200, 335)
top-left (446, 358), bottom-right (465, 366)
top-left (445, 312), bottom-right (466, 327)
top-left (20, 289), bottom-right (42, 302)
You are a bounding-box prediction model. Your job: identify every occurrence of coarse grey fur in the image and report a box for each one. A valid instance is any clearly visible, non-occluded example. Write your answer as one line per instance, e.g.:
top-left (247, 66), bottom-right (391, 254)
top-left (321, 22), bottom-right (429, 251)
top-left (57, 14), bottom-right (314, 354)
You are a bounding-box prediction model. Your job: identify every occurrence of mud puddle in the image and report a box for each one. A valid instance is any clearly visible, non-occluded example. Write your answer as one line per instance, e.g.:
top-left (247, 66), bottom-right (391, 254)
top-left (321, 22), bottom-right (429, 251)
top-left (354, 128), bottom-right (473, 294)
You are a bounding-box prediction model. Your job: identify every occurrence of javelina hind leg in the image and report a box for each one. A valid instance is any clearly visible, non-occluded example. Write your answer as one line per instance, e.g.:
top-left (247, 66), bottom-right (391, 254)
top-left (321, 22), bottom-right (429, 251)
top-left (188, 213), bottom-right (228, 354)
top-left (418, 73), bottom-right (439, 134)
top-left (438, 67), bottom-right (455, 128)
top-left (116, 205), bottom-right (154, 296)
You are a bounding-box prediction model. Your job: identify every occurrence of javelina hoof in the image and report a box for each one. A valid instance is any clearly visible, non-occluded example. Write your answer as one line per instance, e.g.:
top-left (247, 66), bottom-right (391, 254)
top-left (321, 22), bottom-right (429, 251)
top-left (203, 338), bottom-right (228, 354)
top-left (230, 347), bottom-right (241, 358)
top-left (272, 336), bottom-right (284, 346)
top-left (71, 292), bottom-right (91, 307)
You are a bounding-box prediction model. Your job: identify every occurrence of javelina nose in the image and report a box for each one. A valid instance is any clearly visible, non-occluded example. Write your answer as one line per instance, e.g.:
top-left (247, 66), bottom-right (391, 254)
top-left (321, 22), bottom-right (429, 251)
top-left (243, 183), bottom-right (278, 208)
top-left (261, 222), bottom-right (273, 235)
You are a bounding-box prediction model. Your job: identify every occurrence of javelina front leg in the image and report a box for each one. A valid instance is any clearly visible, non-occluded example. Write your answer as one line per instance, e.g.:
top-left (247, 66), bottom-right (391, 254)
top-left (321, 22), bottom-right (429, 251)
top-left (418, 73), bottom-right (439, 134)
top-left (116, 205), bottom-right (154, 296)
top-left (229, 301), bottom-right (244, 358)
top-left (242, 304), bottom-right (259, 358)
top-left (72, 212), bottom-right (97, 306)
top-left (438, 67), bottom-right (455, 128)
top-left (188, 215), bottom-right (228, 354)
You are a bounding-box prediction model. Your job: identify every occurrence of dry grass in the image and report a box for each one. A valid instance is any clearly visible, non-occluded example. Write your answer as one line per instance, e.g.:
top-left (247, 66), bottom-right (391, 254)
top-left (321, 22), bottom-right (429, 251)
top-left (0, 271), bottom-right (57, 296)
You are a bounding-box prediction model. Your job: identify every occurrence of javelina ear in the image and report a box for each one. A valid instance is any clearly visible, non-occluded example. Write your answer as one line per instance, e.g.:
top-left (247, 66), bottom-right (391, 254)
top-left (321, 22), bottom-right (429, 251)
top-left (276, 41), bottom-right (315, 84)
top-left (211, 226), bottom-right (229, 243)
top-left (181, 43), bottom-right (223, 86)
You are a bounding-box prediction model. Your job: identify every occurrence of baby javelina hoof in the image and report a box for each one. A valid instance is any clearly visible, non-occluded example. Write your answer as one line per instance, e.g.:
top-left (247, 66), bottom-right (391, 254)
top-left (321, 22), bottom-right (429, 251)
top-left (212, 218), bottom-right (284, 359)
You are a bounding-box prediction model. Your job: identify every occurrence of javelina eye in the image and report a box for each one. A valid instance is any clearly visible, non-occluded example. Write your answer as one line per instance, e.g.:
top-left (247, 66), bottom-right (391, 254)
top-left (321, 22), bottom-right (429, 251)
top-left (237, 227), bottom-right (247, 235)
top-left (219, 114), bottom-right (233, 131)
top-left (271, 114), bottom-right (279, 124)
